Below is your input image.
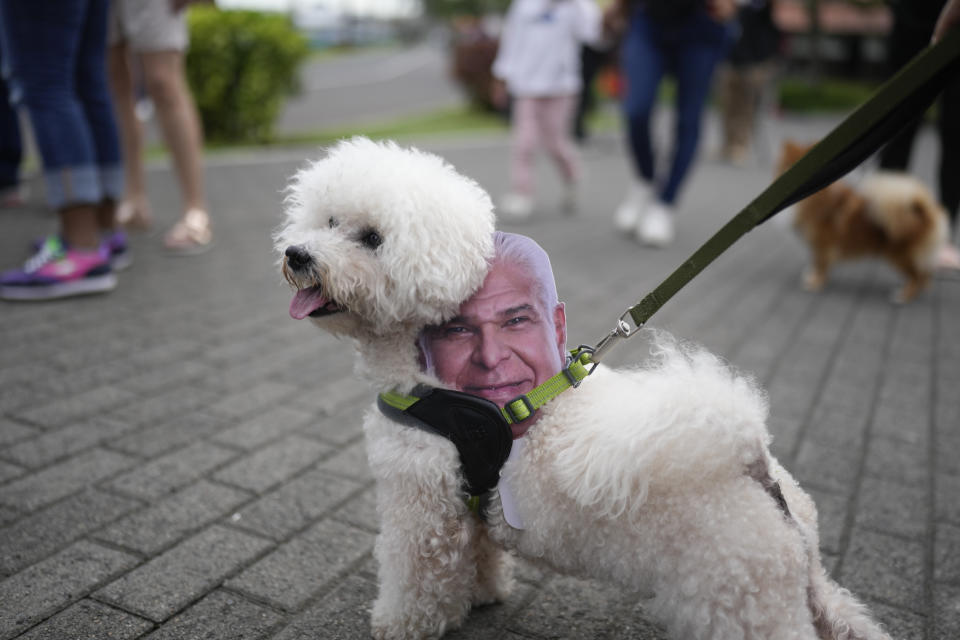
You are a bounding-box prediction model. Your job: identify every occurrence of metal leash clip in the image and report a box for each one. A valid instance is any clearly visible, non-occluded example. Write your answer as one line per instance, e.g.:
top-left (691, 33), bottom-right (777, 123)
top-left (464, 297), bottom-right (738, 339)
top-left (590, 310), bottom-right (643, 366)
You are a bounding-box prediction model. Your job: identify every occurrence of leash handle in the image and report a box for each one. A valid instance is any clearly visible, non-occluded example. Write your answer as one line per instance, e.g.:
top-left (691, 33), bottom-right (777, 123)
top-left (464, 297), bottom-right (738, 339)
top-left (588, 27), bottom-right (960, 364)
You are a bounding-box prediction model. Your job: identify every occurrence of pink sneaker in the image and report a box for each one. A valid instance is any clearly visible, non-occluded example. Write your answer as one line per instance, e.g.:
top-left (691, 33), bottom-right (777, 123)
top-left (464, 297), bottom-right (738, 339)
top-left (0, 236), bottom-right (116, 301)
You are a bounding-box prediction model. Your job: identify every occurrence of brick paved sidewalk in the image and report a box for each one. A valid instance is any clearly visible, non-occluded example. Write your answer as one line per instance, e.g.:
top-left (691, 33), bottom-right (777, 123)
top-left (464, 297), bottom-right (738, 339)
top-left (1, 118), bottom-right (958, 639)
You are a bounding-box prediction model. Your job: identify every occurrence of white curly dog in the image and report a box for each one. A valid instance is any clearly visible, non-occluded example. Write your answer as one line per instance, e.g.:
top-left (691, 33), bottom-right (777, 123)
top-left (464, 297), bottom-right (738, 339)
top-left (275, 138), bottom-right (892, 640)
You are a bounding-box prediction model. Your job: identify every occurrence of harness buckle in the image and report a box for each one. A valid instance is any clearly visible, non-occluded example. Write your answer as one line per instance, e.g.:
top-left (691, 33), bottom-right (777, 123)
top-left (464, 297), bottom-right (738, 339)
top-left (504, 394), bottom-right (535, 424)
top-left (568, 345), bottom-right (597, 379)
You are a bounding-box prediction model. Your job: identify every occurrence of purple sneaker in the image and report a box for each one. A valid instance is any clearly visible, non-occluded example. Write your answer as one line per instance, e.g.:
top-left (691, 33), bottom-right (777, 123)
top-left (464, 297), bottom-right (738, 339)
top-left (103, 230), bottom-right (132, 271)
top-left (32, 230), bottom-right (131, 271)
top-left (1, 236), bottom-right (116, 301)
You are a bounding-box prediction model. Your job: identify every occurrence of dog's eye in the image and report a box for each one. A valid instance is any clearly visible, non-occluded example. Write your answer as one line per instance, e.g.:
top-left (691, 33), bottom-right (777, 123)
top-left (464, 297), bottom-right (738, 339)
top-left (359, 229), bottom-right (382, 250)
top-left (328, 217), bottom-right (338, 229)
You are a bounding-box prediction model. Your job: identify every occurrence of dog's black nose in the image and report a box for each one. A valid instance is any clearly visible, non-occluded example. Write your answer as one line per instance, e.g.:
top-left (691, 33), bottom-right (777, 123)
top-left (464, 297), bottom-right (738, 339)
top-left (285, 245), bottom-right (312, 271)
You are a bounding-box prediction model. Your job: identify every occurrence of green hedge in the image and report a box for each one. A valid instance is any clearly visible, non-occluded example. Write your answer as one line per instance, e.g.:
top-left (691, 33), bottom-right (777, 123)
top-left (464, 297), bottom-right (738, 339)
top-left (186, 8), bottom-right (309, 143)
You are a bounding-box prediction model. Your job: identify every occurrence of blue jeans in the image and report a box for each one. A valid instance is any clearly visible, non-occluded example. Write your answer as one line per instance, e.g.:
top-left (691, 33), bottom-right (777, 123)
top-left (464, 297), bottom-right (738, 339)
top-left (0, 24), bottom-right (20, 191)
top-left (0, 0), bottom-right (122, 209)
top-left (621, 9), bottom-right (733, 204)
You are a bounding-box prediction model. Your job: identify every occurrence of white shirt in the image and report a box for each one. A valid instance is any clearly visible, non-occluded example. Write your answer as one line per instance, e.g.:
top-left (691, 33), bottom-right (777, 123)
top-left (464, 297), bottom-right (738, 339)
top-left (492, 0), bottom-right (603, 98)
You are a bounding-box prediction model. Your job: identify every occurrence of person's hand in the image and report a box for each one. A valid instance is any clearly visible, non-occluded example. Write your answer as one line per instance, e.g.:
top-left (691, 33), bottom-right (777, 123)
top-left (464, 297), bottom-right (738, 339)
top-left (603, 1), bottom-right (628, 39)
top-left (491, 79), bottom-right (509, 111)
top-left (933, 0), bottom-right (960, 42)
top-left (706, 0), bottom-right (737, 22)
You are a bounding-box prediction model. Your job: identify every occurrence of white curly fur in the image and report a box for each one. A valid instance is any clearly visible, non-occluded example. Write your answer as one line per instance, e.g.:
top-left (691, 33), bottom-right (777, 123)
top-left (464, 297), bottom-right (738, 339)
top-left (276, 138), bottom-right (893, 640)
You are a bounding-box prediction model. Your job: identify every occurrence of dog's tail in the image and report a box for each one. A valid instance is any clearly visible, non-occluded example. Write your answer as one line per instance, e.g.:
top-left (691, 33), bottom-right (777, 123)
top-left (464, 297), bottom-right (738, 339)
top-left (861, 172), bottom-right (948, 247)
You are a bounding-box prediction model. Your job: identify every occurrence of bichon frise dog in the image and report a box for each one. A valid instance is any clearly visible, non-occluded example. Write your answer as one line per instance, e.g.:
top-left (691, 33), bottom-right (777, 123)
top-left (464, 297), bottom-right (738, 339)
top-left (275, 137), bottom-right (892, 640)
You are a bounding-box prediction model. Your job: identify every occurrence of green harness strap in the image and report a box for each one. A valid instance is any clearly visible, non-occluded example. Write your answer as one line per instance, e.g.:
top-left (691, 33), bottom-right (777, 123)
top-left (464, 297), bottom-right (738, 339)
top-left (380, 349), bottom-right (593, 426)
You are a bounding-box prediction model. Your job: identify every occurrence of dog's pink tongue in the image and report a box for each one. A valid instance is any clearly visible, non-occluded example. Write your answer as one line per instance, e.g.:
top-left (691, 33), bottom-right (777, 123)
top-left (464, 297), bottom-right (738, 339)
top-left (290, 286), bottom-right (329, 320)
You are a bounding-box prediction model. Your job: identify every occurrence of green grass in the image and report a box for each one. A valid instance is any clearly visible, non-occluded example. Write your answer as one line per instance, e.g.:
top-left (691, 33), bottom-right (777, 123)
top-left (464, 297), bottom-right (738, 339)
top-left (149, 75), bottom-right (882, 159)
top-left (777, 77), bottom-right (881, 113)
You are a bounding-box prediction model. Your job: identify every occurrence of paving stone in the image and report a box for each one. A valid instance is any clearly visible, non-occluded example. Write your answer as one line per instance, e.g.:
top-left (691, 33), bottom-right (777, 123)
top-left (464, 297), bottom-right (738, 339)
top-left (226, 518), bottom-right (374, 611)
top-left (206, 381), bottom-right (300, 419)
top-left (0, 418), bottom-right (38, 447)
top-left (289, 376), bottom-right (371, 418)
top-left (105, 441), bottom-right (239, 500)
top-left (15, 599), bottom-right (153, 640)
top-left (793, 440), bottom-right (861, 495)
top-left (840, 528), bottom-right (925, 612)
top-left (213, 435), bottom-right (330, 494)
top-left (0, 448), bottom-right (138, 512)
top-left (806, 487), bottom-right (847, 555)
top-left (854, 477), bottom-right (928, 540)
top-left (94, 481), bottom-right (251, 555)
top-left (211, 405), bottom-right (316, 450)
top-left (937, 473), bottom-right (960, 525)
top-left (11, 385), bottom-right (137, 429)
top-left (231, 469), bottom-right (362, 540)
top-left (862, 436), bottom-right (929, 488)
top-left (0, 489), bottom-right (141, 574)
top-left (143, 589), bottom-right (282, 640)
top-left (4, 416), bottom-right (135, 469)
top-left (109, 410), bottom-right (231, 458)
top-left (119, 358), bottom-right (217, 396)
top-left (934, 521), bottom-right (960, 584)
top-left (0, 541), bottom-right (139, 640)
top-left (302, 409), bottom-right (366, 446)
top-left (933, 583), bottom-right (960, 640)
top-left (866, 602), bottom-right (925, 640)
top-left (271, 574), bottom-right (376, 640)
top-left (508, 575), bottom-right (635, 640)
top-left (105, 386), bottom-right (224, 430)
top-left (317, 439), bottom-right (372, 482)
top-left (95, 525), bottom-right (273, 623)
top-left (331, 484), bottom-right (380, 533)
top-left (0, 460), bottom-right (23, 484)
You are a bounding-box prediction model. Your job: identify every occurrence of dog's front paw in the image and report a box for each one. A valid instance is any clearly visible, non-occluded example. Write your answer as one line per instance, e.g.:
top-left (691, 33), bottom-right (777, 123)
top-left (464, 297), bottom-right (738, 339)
top-left (371, 601), bottom-right (462, 640)
top-left (802, 270), bottom-right (825, 292)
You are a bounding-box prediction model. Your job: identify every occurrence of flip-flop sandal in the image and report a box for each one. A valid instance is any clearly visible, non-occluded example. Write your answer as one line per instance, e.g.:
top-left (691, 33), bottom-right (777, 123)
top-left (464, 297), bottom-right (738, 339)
top-left (116, 199), bottom-right (153, 231)
top-left (164, 208), bottom-right (213, 256)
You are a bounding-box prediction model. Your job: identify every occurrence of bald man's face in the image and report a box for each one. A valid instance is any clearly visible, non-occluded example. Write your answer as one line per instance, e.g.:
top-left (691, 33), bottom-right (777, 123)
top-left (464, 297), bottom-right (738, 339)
top-left (422, 260), bottom-right (566, 438)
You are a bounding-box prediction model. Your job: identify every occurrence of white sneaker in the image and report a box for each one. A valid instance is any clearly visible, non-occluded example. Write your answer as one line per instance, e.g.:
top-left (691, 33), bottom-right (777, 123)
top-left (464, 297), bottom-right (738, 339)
top-left (613, 180), bottom-right (653, 233)
top-left (499, 192), bottom-right (533, 220)
top-left (637, 201), bottom-right (675, 247)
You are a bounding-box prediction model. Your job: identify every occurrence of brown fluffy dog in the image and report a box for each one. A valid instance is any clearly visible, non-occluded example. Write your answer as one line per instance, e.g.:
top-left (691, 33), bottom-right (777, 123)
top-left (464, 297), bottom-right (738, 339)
top-left (778, 140), bottom-right (948, 302)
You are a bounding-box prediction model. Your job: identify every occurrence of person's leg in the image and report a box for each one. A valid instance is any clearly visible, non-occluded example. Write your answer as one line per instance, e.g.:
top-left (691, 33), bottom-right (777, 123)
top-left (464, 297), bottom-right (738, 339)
top-left (508, 96), bottom-right (539, 196)
top-left (539, 93), bottom-right (581, 213)
top-left (621, 12), bottom-right (664, 185)
top-left (0, 1), bottom-right (103, 246)
top-left (878, 16), bottom-right (929, 171)
top-left (539, 94), bottom-right (580, 185)
top-left (0, 41), bottom-right (21, 197)
top-left (501, 96), bottom-right (538, 219)
top-left (108, 41), bottom-right (152, 228)
top-left (661, 18), bottom-right (728, 205)
top-left (938, 72), bottom-right (960, 227)
top-left (75, 0), bottom-right (122, 233)
top-left (0, 0), bottom-right (117, 299)
top-left (139, 50), bottom-right (206, 213)
top-left (139, 49), bottom-right (211, 250)
top-left (614, 10), bottom-right (664, 231)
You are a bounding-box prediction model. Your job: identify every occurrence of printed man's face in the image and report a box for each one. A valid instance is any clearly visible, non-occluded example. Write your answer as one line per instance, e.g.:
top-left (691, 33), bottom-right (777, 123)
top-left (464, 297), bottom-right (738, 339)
top-left (423, 260), bottom-right (566, 437)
